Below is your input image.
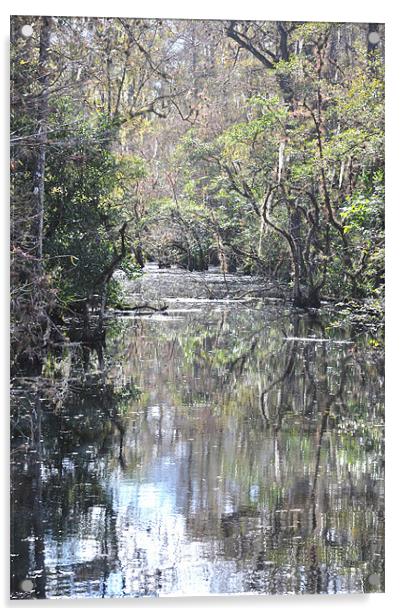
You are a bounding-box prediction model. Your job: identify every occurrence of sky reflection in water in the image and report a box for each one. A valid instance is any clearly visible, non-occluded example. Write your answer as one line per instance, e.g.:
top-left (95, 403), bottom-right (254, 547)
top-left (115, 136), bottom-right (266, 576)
top-left (10, 269), bottom-right (384, 598)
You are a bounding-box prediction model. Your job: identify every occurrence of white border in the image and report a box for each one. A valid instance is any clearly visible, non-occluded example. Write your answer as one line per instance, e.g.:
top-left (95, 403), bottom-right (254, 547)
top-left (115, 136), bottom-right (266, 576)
top-left (2, 1), bottom-right (399, 613)
top-left (0, 1), bottom-right (391, 21)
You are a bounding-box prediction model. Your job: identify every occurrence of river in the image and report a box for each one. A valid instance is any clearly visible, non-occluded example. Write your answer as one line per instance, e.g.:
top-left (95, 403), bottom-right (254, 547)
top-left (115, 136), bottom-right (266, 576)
top-left (10, 266), bottom-right (385, 598)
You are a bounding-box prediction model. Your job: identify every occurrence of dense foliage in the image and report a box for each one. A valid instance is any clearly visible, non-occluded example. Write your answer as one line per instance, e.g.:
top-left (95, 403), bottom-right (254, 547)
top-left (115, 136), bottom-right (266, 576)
top-left (10, 17), bottom-right (384, 368)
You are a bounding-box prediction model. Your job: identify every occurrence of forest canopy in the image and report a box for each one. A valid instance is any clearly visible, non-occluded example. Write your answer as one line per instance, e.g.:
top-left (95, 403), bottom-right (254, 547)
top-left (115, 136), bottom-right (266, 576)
top-left (10, 17), bottom-right (384, 369)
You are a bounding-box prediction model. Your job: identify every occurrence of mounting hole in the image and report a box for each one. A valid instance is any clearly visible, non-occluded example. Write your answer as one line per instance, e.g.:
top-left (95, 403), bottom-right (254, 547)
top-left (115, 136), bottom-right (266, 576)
top-left (21, 25), bottom-right (33, 38)
top-left (368, 573), bottom-right (380, 587)
top-left (368, 31), bottom-right (380, 45)
top-left (20, 579), bottom-right (34, 592)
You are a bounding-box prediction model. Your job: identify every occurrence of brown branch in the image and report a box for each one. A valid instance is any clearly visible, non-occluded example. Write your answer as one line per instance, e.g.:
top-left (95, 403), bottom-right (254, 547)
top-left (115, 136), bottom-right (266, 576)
top-left (226, 21), bottom-right (276, 70)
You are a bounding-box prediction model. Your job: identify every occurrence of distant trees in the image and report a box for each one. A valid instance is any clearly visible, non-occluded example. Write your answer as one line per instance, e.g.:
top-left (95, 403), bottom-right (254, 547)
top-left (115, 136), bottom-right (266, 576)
top-left (147, 21), bottom-right (384, 307)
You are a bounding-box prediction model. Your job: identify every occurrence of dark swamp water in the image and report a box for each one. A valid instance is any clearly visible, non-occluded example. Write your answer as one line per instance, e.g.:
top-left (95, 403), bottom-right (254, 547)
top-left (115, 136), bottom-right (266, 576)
top-left (10, 266), bottom-right (384, 599)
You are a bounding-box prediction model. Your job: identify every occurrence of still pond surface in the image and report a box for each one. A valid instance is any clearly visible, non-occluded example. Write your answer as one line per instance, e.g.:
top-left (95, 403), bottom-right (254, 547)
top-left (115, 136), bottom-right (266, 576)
top-left (11, 266), bottom-right (384, 598)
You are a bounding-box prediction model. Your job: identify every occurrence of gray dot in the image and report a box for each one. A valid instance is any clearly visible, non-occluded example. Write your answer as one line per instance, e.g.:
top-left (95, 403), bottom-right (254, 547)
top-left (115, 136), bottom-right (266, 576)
top-left (368, 573), bottom-right (380, 587)
top-left (20, 579), bottom-right (34, 592)
top-left (21, 25), bottom-right (33, 38)
top-left (368, 32), bottom-right (380, 45)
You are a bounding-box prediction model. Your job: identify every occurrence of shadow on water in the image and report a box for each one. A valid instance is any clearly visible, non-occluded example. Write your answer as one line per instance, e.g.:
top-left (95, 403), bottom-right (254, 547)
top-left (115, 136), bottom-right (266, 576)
top-left (10, 268), bottom-right (384, 599)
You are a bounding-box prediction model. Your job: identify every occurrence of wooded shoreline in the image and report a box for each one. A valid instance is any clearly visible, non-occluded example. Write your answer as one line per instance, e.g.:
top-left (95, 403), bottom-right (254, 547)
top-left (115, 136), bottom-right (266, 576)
top-left (11, 17), bottom-right (384, 371)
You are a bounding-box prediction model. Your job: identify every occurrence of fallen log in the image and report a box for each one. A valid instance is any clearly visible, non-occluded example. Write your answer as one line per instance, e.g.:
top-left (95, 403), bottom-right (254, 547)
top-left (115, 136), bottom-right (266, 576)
top-left (113, 302), bottom-right (168, 314)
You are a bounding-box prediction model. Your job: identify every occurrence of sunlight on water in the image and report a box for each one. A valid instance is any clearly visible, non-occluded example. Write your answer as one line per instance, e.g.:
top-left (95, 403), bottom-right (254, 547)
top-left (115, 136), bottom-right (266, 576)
top-left (10, 268), bottom-right (384, 598)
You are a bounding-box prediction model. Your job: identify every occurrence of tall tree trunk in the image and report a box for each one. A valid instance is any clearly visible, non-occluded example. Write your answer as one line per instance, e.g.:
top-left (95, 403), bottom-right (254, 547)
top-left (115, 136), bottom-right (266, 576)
top-left (367, 23), bottom-right (380, 55)
top-left (32, 17), bottom-right (51, 260)
top-left (367, 23), bottom-right (381, 77)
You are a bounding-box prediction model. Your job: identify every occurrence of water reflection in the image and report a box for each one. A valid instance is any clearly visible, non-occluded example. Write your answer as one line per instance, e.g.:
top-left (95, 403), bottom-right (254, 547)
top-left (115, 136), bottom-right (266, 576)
top-left (10, 272), bottom-right (384, 598)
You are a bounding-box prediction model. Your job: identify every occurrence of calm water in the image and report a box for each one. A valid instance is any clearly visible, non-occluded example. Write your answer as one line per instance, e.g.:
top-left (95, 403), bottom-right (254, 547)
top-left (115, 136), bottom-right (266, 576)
top-left (10, 267), bottom-right (385, 599)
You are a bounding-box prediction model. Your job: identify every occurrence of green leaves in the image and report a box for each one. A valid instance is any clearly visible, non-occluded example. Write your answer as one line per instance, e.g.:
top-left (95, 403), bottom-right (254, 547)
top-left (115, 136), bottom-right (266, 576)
top-left (43, 112), bottom-right (143, 303)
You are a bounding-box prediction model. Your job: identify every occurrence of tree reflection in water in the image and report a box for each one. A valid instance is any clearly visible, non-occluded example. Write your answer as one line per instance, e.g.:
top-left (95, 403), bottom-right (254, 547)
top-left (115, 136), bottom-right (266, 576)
top-left (11, 300), bottom-right (384, 598)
